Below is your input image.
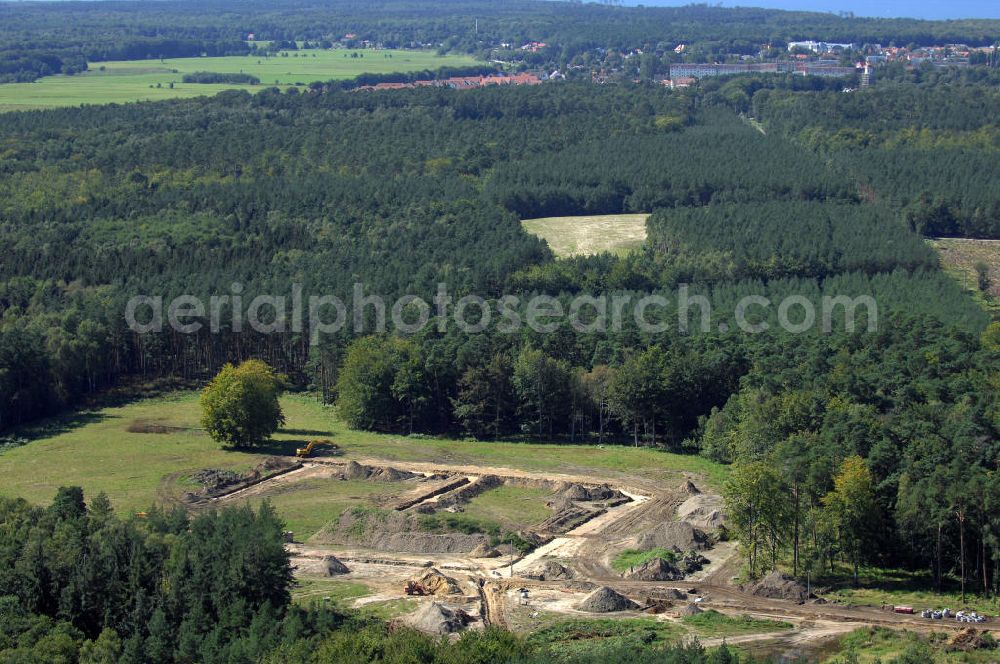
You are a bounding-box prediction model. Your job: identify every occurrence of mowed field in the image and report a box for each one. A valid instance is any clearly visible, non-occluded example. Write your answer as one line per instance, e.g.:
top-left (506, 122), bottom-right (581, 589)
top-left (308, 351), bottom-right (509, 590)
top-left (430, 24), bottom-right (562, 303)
top-left (930, 238), bottom-right (1000, 315)
top-left (0, 392), bottom-right (726, 523)
top-left (521, 214), bottom-right (649, 257)
top-left (931, 238), bottom-right (1000, 298)
top-left (0, 49), bottom-right (478, 111)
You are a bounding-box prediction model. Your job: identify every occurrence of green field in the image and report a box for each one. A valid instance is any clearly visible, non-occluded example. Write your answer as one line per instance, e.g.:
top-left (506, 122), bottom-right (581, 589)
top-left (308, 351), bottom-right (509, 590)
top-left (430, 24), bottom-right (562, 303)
top-left (0, 49), bottom-right (478, 111)
top-left (0, 392), bottom-right (726, 521)
top-left (460, 485), bottom-right (555, 530)
top-left (680, 610), bottom-right (792, 638)
top-left (521, 214), bottom-right (649, 258)
top-left (245, 477), bottom-right (406, 540)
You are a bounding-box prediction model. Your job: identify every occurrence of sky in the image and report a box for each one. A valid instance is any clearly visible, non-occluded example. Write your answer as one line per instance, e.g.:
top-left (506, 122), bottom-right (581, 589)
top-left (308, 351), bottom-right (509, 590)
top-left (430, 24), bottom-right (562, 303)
top-left (634, 1), bottom-right (1000, 20)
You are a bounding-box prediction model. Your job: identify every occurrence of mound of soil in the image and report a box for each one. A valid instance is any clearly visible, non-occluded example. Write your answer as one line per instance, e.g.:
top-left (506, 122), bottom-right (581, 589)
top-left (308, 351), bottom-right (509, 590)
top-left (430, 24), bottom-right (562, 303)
top-left (624, 557), bottom-right (683, 582)
top-left (469, 542), bottom-right (501, 558)
top-left (190, 469), bottom-right (244, 492)
top-left (525, 560), bottom-right (574, 581)
top-left (557, 483), bottom-right (627, 503)
top-left (408, 568), bottom-right (463, 595)
top-left (321, 555), bottom-right (350, 576)
top-left (436, 475), bottom-right (503, 509)
top-left (678, 603), bottom-right (703, 617)
top-left (643, 599), bottom-right (673, 614)
top-left (679, 551), bottom-right (710, 575)
top-left (745, 571), bottom-right (809, 603)
top-left (578, 586), bottom-right (639, 613)
top-left (949, 627), bottom-right (995, 652)
top-left (637, 521), bottom-right (708, 552)
top-left (341, 461), bottom-right (417, 482)
top-left (676, 494), bottom-right (725, 530)
top-left (404, 602), bottom-right (471, 634)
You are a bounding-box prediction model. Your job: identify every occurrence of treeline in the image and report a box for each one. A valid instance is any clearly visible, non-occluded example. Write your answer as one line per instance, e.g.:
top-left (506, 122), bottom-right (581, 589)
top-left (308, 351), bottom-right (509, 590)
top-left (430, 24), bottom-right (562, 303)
top-left (312, 64), bottom-right (502, 92)
top-left (183, 71), bottom-right (261, 85)
top-left (0, 38), bottom-right (250, 83)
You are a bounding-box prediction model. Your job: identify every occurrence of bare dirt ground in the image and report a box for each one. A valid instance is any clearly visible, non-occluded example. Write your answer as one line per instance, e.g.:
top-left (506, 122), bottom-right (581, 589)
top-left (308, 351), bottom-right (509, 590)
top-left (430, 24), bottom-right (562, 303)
top-left (207, 454), bottom-right (999, 657)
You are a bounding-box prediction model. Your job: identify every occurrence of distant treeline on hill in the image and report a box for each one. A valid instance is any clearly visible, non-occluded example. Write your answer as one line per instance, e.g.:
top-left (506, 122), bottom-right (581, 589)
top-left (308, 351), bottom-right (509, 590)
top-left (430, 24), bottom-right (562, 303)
top-left (314, 65), bottom-right (501, 91)
top-left (182, 71), bottom-right (261, 85)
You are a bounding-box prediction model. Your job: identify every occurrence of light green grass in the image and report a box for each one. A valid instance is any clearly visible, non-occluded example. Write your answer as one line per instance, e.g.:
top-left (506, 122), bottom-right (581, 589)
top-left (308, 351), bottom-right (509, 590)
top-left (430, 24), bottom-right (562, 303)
top-left (528, 616), bottom-right (682, 648)
top-left (245, 478), bottom-right (406, 541)
top-left (826, 627), bottom-right (999, 664)
top-left (290, 578), bottom-right (416, 619)
top-left (460, 485), bottom-right (554, 530)
top-left (521, 214), bottom-right (649, 258)
top-left (611, 547), bottom-right (678, 573)
top-left (680, 610), bottom-right (791, 638)
top-left (0, 391), bottom-right (726, 522)
top-left (0, 49), bottom-right (478, 111)
top-left (292, 578), bottom-right (370, 606)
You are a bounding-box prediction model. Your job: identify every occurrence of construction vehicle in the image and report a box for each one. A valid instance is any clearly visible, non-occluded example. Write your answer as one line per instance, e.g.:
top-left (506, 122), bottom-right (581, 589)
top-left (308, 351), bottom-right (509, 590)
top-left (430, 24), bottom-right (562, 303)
top-left (405, 581), bottom-right (428, 596)
top-left (296, 438), bottom-right (334, 458)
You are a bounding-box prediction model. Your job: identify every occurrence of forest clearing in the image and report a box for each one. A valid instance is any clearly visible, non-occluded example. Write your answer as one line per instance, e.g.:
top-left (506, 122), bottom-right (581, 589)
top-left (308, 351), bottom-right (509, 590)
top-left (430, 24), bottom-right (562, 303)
top-left (521, 214), bottom-right (649, 257)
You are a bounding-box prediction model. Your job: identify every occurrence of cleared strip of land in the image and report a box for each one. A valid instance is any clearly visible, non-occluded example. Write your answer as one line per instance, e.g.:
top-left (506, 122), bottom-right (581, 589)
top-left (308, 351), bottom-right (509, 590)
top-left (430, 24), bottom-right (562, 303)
top-left (522, 214), bottom-right (649, 257)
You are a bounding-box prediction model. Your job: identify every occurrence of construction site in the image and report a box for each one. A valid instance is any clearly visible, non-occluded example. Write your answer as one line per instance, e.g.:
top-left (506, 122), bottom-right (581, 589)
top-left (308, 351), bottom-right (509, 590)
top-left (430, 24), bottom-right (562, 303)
top-left (170, 446), bottom-right (999, 660)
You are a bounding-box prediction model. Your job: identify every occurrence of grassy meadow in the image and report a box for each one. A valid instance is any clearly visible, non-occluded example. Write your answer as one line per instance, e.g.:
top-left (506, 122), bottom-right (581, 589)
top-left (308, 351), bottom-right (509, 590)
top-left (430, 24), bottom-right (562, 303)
top-left (0, 392), bottom-right (727, 525)
top-left (521, 214), bottom-right (649, 258)
top-left (0, 49), bottom-right (478, 111)
top-left (930, 238), bottom-right (1000, 316)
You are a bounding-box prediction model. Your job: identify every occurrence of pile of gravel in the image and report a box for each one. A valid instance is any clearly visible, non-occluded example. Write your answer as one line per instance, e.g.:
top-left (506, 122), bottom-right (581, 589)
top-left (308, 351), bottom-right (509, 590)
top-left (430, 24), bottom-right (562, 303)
top-left (341, 461), bottom-right (416, 482)
top-left (745, 571), bottom-right (809, 602)
top-left (321, 555), bottom-right (350, 576)
top-left (404, 602), bottom-right (471, 634)
top-left (624, 557), bottom-right (683, 581)
top-left (469, 542), bottom-right (501, 558)
top-left (678, 603), bottom-right (703, 617)
top-left (525, 560), bottom-right (574, 581)
top-left (578, 586), bottom-right (639, 613)
top-left (637, 521), bottom-right (708, 551)
top-left (408, 568), bottom-right (463, 595)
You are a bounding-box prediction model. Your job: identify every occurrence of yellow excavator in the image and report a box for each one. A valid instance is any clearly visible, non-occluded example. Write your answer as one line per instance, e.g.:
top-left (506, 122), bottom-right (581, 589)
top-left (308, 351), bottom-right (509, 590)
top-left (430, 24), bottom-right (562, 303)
top-left (296, 438), bottom-right (334, 458)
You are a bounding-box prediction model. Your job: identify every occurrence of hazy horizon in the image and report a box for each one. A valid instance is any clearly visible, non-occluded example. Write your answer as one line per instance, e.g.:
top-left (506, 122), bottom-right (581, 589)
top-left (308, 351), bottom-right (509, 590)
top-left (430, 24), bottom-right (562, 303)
top-left (634, 0), bottom-right (999, 21)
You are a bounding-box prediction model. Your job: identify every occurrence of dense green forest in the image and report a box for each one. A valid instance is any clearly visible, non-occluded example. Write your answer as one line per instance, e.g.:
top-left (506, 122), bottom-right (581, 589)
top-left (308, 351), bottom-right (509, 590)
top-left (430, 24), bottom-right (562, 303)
top-left (4, 0), bottom-right (1000, 82)
top-left (747, 66), bottom-right (1000, 238)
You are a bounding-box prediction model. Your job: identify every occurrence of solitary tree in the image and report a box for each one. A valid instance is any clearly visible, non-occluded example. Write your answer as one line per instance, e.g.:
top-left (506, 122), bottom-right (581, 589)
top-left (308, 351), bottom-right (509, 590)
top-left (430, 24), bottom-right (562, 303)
top-left (200, 360), bottom-right (285, 448)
